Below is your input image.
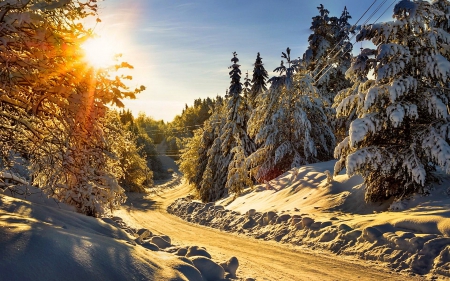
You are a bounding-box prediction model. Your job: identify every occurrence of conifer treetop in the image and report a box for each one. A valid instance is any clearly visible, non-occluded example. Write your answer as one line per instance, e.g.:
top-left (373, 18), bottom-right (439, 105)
top-left (228, 52), bottom-right (242, 98)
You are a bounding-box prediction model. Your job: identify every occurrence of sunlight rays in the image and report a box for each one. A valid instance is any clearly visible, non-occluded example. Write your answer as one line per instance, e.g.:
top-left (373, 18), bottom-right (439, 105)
top-left (81, 36), bottom-right (119, 69)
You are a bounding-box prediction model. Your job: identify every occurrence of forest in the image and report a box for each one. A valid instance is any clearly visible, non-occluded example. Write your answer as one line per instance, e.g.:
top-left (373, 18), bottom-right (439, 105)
top-left (1, 0), bottom-right (450, 218)
top-left (178, 1), bottom-right (450, 205)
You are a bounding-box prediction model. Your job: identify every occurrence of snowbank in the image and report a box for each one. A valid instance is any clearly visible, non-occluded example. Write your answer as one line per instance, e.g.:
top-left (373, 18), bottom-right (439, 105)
top-left (0, 194), bottom-right (203, 281)
top-left (0, 188), bottom-right (250, 281)
top-left (168, 161), bottom-right (450, 279)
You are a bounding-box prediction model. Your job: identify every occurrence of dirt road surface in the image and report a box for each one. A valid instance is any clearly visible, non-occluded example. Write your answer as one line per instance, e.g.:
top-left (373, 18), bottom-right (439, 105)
top-left (115, 154), bottom-right (420, 280)
top-left (116, 187), bottom-right (424, 280)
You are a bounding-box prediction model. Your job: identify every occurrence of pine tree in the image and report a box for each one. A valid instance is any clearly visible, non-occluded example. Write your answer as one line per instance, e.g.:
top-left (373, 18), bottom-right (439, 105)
top-left (334, 0), bottom-right (450, 202)
top-left (249, 52), bottom-right (269, 109)
top-left (303, 5), bottom-right (353, 106)
top-left (302, 5), bottom-right (354, 144)
top-left (241, 71), bottom-right (252, 128)
top-left (248, 48), bottom-right (335, 182)
top-left (222, 52), bottom-right (256, 196)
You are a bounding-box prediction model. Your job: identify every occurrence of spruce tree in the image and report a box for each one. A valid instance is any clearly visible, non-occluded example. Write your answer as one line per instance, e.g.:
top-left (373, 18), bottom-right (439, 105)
top-left (242, 71), bottom-right (253, 128)
top-left (302, 5), bottom-right (353, 144)
top-left (222, 52), bottom-right (256, 196)
top-left (179, 97), bottom-right (226, 200)
top-left (303, 5), bottom-right (353, 105)
top-left (334, 0), bottom-right (450, 202)
top-left (249, 52), bottom-right (269, 109)
top-left (248, 48), bottom-right (335, 182)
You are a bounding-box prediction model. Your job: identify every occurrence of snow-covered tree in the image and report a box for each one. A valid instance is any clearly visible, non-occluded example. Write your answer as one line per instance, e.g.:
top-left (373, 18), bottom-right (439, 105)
top-left (249, 52), bottom-right (269, 109)
top-left (179, 96), bottom-right (226, 197)
top-left (105, 111), bottom-right (153, 193)
top-left (0, 0), bottom-right (143, 216)
top-left (241, 71), bottom-right (253, 126)
top-left (190, 53), bottom-right (256, 201)
top-left (334, 0), bottom-right (450, 202)
top-left (222, 53), bottom-right (256, 195)
top-left (248, 48), bottom-right (335, 182)
top-left (303, 5), bottom-right (353, 105)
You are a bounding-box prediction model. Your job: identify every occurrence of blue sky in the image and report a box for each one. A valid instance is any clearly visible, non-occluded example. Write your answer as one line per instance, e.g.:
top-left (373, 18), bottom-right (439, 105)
top-left (93, 0), bottom-right (396, 121)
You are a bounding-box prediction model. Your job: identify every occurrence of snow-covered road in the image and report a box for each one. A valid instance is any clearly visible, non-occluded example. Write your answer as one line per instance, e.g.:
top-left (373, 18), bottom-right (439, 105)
top-left (116, 182), bottom-right (419, 280)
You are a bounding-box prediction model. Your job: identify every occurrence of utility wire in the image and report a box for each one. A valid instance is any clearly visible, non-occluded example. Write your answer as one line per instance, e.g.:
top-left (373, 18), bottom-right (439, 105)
top-left (314, 0), bottom-right (394, 84)
top-left (313, 0), bottom-right (390, 82)
top-left (310, 0), bottom-right (379, 77)
top-left (313, 0), bottom-right (388, 82)
top-left (373, 0), bottom-right (397, 23)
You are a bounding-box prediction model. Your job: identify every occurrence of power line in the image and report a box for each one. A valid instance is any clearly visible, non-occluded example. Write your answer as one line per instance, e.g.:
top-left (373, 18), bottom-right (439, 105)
top-left (313, 0), bottom-right (391, 82)
top-left (310, 0), bottom-right (379, 77)
top-left (314, 0), bottom-right (395, 84)
top-left (373, 0), bottom-right (397, 23)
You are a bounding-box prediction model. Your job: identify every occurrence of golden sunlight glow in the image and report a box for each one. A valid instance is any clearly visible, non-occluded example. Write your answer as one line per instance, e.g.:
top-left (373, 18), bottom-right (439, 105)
top-left (81, 37), bottom-right (118, 68)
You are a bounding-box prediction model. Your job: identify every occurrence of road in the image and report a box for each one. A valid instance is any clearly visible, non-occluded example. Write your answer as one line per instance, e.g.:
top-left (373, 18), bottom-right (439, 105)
top-left (115, 155), bottom-right (418, 281)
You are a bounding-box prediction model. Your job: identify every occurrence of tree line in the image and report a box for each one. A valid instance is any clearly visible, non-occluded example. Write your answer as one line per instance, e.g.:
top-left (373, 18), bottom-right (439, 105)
top-left (179, 0), bottom-right (450, 204)
top-left (0, 0), bottom-right (155, 216)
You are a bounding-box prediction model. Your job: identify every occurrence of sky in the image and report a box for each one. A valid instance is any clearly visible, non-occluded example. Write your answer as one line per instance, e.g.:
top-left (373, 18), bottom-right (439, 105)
top-left (91, 0), bottom-right (397, 122)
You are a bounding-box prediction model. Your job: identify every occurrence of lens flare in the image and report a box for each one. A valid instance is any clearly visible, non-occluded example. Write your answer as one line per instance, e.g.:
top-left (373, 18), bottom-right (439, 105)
top-left (81, 37), bottom-right (117, 68)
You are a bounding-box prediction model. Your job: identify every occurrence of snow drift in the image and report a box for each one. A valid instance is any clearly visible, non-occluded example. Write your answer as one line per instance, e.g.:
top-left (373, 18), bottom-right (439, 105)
top-left (168, 161), bottom-right (450, 279)
top-left (0, 194), bottom-right (202, 281)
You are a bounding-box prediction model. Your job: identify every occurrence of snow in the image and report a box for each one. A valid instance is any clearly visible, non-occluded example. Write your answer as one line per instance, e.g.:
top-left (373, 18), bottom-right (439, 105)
top-left (348, 114), bottom-right (379, 147)
top-left (218, 160), bottom-right (449, 226)
top-left (394, 0), bottom-right (418, 19)
top-left (181, 160), bottom-right (450, 278)
top-left (0, 189), bottom-right (200, 281)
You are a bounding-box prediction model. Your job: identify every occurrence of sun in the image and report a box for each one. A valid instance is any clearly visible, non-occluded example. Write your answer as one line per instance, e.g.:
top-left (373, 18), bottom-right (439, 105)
top-left (81, 37), bottom-right (118, 68)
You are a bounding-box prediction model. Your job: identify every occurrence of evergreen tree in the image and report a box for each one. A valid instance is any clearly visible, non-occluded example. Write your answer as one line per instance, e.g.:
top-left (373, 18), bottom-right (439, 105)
top-left (303, 5), bottom-right (353, 105)
top-left (241, 71), bottom-right (253, 128)
top-left (249, 52), bottom-right (269, 109)
top-left (193, 53), bottom-right (256, 201)
top-left (179, 97), bottom-right (226, 198)
top-left (301, 5), bottom-right (353, 144)
top-left (334, 0), bottom-right (450, 202)
top-left (248, 48), bottom-right (335, 182)
top-left (222, 53), bottom-right (256, 195)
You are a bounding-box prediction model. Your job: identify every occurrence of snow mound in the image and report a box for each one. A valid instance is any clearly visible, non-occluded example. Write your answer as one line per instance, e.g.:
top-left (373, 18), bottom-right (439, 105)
top-left (168, 161), bottom-right (450, 279)
top-left (0, 194), bottom-right (201, 281)
top-left (219, 161), bottom-right (392, 215)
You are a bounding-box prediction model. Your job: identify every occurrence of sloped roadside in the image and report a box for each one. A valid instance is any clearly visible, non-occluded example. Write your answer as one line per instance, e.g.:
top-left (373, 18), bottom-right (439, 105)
top-left (0, 194), bottom-right (202, 281)
top-left (167, 161), bottom-right (450, 280)
top-left (117, 182), bottom-right (416, 281)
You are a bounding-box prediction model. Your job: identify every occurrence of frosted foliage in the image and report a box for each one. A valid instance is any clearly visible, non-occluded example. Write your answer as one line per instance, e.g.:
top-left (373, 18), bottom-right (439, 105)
top-left (394, 0), bottom-right (419, 18)
top-left (349, 114), bottom-right (379, 147)
top-left (274, 142), bottom-right (293, 164)
top-left (346, 148), bottom-right (383, 176)
top-left (334, 0), bottom-right (450, 202)
top-left (248, 73), bottom-right (335, 182)
top-left (376, 44), bottom-right (411, 81)
top-left (389, 76), bottom-right (417, 102)
top-left (335, 91), bottom-right (359, 117)
top-left (403, 150), bottom-right (426, 185)
top-left (226, 145), bottom-right (252, 195)
top-left (31, 0), bottom-right (71, 11)
top-left (422, 54), bottom-right (450, 81)
top-left (425, 92), bottom-right (449, 118)
top-left (422, 128), bottom-right (450, 173)
top-left (364, 86), bottom-right (387, 110)
top-left (387, 103), bottom-right (418, 127)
